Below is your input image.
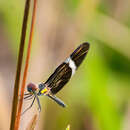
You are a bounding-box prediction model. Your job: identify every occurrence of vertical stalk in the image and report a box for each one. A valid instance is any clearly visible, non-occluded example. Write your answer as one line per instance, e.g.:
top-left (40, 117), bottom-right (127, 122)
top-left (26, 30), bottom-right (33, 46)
top-left (10, 0), bottom-right (31, 130)
top-left (15, 0), bottom-right (37, 129)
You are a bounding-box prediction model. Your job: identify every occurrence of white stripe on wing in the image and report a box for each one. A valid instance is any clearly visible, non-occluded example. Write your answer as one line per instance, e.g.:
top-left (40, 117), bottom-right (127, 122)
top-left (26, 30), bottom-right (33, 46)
top-left (64, 57), bottom-right (77, 76)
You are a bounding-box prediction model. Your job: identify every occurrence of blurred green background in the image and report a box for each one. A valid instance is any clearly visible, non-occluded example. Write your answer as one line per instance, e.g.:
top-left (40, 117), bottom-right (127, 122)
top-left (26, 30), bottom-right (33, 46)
top-left (0, 0), bottom-right (130, 130)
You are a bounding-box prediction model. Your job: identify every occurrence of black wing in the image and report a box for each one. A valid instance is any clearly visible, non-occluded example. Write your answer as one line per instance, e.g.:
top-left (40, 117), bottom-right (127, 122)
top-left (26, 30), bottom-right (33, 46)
top-left (45, 63), bottom-right (72, 94)
top-left (45, 42), bottom-right (90, 94)
top-left (70, 42), bottom-right (90, 67)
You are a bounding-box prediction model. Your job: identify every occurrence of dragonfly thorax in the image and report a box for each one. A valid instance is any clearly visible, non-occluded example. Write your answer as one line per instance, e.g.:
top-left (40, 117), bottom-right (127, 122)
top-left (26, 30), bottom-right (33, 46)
top-left (37, 83), bottom-right (48, 96)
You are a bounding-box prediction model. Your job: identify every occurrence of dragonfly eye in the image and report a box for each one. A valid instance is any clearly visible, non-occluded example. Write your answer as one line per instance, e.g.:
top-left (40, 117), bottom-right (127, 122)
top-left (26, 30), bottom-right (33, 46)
top-left (27, 83), bottom-right (38, 92)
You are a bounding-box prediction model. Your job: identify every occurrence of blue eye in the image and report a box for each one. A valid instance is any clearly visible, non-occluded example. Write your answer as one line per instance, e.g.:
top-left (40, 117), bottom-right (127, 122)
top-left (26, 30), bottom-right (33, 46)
top-left (27, 87), bottom-right (33, 92)
top-left (27, 83), bottom-right (37, 92)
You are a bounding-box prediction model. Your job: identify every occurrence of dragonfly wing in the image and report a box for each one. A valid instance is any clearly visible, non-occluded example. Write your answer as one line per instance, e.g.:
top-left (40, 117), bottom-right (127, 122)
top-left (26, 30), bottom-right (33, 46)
top-left (45, 42), bottom-right (90, 94)
top-left (70, 42), bottom-right (89, 67)
top-left (45, 63), bottom-right (72, 94)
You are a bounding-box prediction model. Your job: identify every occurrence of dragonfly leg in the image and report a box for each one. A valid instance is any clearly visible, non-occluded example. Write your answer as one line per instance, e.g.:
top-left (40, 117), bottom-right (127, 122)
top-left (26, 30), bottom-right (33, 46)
top-left (24, 94), bottom-right (33, 99)
top-left (21, 97), bottom-right (36, 115)
top-left (34, 92), bottom-right (41, 112)
top-left (24, 93), bottom-right (31, 95)
top-left (19, 93), bottom-right (31, 99)
top-left (24, 95), bottom-right (34, 100)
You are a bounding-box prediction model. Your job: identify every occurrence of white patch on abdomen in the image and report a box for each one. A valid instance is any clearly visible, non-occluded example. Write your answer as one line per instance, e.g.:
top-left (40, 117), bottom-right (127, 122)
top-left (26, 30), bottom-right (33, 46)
top-left (65, 57), bottom-right (77, 76)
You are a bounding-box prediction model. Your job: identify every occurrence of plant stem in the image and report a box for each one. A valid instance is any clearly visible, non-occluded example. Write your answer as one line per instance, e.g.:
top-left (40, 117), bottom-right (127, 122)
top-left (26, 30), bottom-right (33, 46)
top-left (15, 0), bottom-right (37, 129)
top-left (10, 0), bottom-right (31, 130)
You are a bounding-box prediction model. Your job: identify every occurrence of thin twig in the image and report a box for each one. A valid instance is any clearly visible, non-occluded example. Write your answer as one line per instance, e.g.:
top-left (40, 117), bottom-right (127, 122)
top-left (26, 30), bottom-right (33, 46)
top-left (10, 0), bottom-right (31, 130)
top-left (26, 114), bottom-right (38, 130)
top-left (15, 0), bottom-right (37, 129)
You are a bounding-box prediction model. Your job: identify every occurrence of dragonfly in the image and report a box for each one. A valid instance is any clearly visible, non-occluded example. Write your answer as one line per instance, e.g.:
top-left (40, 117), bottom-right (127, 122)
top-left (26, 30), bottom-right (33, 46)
top-left (23, 42), bottom-right (90, 114)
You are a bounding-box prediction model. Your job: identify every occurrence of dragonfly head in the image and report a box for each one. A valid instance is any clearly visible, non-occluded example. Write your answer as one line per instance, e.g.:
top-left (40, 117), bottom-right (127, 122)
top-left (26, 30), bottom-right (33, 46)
top-left (27, 83), bottom-right (38, 93)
